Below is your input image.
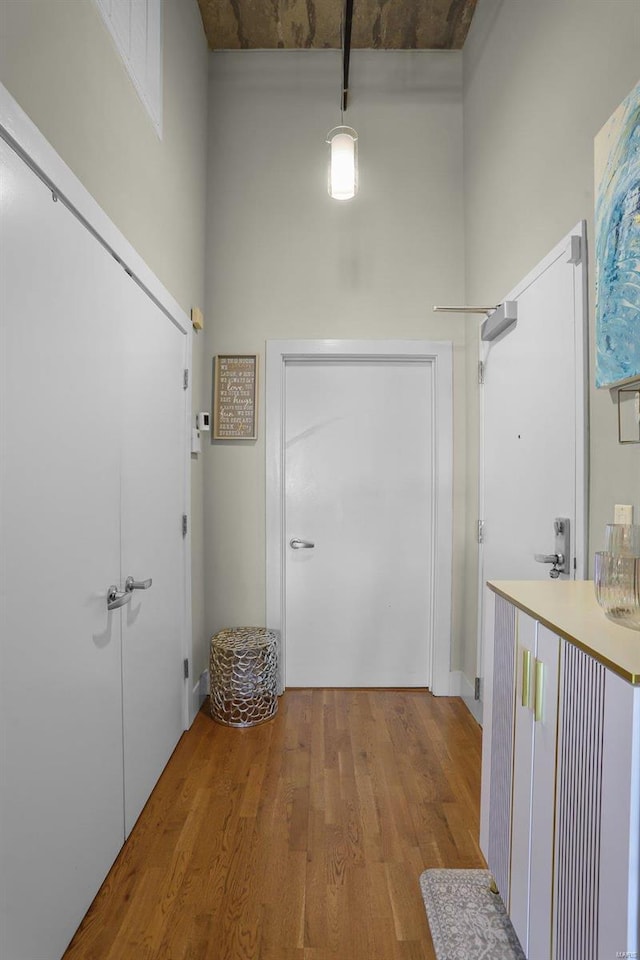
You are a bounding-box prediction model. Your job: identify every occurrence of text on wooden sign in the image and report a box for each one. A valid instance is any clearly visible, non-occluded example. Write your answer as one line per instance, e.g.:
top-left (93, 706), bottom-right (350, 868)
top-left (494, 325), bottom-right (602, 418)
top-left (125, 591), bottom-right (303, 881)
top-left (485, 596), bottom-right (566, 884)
top-left (213, 354), bottom-right (258, 440)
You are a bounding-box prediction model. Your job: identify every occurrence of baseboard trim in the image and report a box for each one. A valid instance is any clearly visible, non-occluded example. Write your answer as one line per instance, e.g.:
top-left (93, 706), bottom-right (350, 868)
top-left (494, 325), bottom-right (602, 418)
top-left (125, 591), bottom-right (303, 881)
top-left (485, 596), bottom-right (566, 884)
top-left (462, 694), bottom-right (483, 725)
top-left (449, 670), bottom-right (483, 725)
top-left (188, 670), bottom-right (209, 727)
top-left (448, 670), bottom-right (469, 696)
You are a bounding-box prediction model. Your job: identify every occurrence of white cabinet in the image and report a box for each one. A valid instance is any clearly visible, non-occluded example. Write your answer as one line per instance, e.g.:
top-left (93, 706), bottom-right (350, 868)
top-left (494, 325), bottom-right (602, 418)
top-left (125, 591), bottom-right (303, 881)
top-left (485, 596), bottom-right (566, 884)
top-left (509, 612), bottom-right (536, 948)
top-left (598, 669), bottom-right (640, 956)
top-left (482, 584), bottom-right (640, 960)
top-left (527, 625), bottom-right (560, 960)
top-left (556, 644), bottom-right (639, 960)
top-left (510, 615), bottom-right (560, 959)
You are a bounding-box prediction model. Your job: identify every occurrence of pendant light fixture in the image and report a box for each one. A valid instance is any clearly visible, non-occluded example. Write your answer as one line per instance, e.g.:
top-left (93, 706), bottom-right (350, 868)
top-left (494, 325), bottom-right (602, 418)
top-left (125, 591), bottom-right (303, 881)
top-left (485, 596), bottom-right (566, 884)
top-left (327, 126), bottom-right (358, 200)
top-left (327, 0), bottom-right (357, 200)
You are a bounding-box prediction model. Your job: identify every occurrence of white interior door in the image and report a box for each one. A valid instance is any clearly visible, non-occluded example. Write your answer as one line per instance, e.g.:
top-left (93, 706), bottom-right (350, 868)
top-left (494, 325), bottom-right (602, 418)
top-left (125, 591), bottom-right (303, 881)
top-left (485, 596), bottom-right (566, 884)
top-left (121, 284), bottom-right (187, 835)
top-left (479, 224), bottom-right (587, 852)
top-left (284, 359), bottom-right (434, 687)
top-left (0, 140), bottom-right (126, 960)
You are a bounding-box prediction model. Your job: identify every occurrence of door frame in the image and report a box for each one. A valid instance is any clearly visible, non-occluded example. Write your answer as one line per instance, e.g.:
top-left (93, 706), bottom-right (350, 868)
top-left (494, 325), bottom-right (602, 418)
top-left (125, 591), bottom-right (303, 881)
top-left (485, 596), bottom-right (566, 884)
top-left (0, 83), bottom-right (193, 730)
top-left (266, 339), bottom-right (454, 696)
top-left (477, 223), bottom-right (588, 849)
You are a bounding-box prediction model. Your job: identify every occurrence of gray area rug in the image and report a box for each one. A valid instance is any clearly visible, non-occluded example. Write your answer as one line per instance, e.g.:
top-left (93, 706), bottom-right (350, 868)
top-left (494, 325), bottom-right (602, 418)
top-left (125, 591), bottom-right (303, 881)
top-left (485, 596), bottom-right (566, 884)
top-left (419, 869), bottom-right (526, 960)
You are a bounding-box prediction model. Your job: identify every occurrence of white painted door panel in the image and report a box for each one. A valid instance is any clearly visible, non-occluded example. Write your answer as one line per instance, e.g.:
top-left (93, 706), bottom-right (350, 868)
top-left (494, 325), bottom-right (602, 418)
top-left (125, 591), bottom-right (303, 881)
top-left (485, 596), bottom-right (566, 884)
top-left (0, 141), bottom-right (125, 959)
top-left (121, 285), bottom-right (186, 835)
top-left (284, 360), bottom-right (433, 687)
top-left (480, 230), bottom-right (585, 852)
top-left (1, 135), bottom-right (188, 957)
top-left (497, 613), bottom-right (561, 960)
top-left (528, 625), bottom-right (560, 960)
top-left (509, 611), bottom-right (536, 953)
top-left (482, 250), bottom-right (577, 587)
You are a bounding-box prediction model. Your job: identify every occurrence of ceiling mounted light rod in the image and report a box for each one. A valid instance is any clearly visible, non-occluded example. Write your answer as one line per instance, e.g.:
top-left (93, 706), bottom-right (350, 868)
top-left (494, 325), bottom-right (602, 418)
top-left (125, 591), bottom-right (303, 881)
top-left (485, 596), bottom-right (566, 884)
top-left (342, 0), bottom-right (354, 113)
top-left (326, 0), bottom-right (358, 200)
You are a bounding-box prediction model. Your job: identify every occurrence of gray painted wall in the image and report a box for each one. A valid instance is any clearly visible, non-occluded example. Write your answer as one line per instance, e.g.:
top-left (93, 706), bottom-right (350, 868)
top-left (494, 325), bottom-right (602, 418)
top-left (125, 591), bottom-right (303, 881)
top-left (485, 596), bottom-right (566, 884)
top-left (3, 0), bottom-right (639, 696)
top-left (203, 50), bottom-right (468, 672)
top-left (0, 0), bottom-right (210, 677)
top-left (462, 0), bottom-right (640, 683)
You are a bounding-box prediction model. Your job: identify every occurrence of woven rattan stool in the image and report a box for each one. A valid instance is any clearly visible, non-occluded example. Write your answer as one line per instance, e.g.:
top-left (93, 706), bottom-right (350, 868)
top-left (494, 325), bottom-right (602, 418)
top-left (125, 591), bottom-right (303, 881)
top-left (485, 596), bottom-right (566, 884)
top-left (209, 627), bottom-right (279, 727)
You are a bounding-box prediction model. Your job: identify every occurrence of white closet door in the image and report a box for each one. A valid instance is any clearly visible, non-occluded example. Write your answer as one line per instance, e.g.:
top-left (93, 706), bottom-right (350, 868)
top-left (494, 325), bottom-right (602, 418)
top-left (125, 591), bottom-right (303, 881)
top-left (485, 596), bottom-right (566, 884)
top-left (120, 283), bottom-right (186, 835)
top-left (0, 142), bottom-right (126, 959)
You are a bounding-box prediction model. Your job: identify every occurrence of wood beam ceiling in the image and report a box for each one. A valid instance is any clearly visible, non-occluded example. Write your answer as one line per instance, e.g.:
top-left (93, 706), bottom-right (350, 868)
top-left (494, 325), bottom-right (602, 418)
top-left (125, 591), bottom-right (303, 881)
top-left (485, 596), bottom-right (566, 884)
top-left (196, 0), bottom-right (478, 51)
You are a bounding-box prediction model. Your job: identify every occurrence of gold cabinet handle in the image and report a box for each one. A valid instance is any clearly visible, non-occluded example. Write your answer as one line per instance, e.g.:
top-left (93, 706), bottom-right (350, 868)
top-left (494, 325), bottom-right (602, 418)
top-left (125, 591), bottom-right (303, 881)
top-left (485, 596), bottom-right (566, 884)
top-left (522, 648), bottom-right (531, 708)
top-left (534, 658), bottom-right (544, 722)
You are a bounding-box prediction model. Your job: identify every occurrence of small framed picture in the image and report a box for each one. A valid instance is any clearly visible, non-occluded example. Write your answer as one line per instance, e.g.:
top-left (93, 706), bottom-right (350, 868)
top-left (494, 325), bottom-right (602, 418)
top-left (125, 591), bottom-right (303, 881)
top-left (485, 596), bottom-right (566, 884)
top-left (212, 354), bottom-right (258, 440)
top-left (618, 387), bottom-right (640, 444)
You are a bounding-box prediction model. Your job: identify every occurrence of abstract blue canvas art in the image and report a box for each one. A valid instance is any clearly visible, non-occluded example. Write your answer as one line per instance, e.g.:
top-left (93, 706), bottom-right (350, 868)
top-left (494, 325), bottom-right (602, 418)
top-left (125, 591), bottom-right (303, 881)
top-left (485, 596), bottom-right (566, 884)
top-left (595, 79), bottom-right (640, 387)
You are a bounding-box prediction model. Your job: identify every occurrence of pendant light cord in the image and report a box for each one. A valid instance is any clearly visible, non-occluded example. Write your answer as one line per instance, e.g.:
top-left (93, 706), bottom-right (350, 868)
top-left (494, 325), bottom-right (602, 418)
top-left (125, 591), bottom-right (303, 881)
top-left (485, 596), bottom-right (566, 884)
top-left (342, 0), bottom-right (354, 115)
top-left (340, 9), bottom-right (344, 123)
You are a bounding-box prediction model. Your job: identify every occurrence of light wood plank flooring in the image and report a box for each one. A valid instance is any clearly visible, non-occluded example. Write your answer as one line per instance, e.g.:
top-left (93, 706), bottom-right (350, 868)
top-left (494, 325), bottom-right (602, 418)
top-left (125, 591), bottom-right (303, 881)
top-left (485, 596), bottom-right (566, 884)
top-left (64, 690), bottom-right (485, 960)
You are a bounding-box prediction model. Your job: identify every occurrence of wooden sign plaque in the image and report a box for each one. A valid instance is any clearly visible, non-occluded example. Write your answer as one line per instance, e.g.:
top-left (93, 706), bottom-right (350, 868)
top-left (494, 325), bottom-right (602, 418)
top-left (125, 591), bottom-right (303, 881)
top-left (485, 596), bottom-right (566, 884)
top-left (213, 354), bottom-right (258, 440)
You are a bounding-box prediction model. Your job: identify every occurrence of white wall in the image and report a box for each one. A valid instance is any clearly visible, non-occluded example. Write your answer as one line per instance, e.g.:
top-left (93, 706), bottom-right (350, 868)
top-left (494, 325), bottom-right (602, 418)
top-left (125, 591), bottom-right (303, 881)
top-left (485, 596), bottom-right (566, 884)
top-left (204, 50), bottom-right (468, 671)
top-left (0, 0), bottom-right (210, 678)
top-left (462, 0), bottom-right (640, 683)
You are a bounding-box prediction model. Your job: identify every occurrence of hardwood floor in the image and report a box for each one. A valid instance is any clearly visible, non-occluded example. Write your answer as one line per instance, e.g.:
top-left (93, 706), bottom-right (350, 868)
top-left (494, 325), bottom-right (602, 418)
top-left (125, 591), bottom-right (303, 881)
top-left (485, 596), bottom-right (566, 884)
top-left (64, 690), bottom-right (485, 960)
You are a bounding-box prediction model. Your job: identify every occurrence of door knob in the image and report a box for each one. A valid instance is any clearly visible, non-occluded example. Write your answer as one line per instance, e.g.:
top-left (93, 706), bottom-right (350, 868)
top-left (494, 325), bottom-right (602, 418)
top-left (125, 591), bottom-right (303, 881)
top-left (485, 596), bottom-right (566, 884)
top-left (534, 553), bottom-right (564, 579)
top-left (289, 538), bottom-right (315, 549)
top-left (107, 585), bottom-right (132, 611)
top-left (125, 576), bottom-right (152, 592)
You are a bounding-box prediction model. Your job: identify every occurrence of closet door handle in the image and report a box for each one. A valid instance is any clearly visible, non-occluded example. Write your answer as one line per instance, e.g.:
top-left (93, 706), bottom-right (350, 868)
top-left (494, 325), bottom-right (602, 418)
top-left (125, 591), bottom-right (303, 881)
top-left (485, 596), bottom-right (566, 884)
top-left (534, 659), bottom-right (544, 722)
top-left (107, 585), bottom-right (132, 611)
top-left (125, 576), bottom-right (152, 592)
top-left (522, 648), bottom-right (531, 708)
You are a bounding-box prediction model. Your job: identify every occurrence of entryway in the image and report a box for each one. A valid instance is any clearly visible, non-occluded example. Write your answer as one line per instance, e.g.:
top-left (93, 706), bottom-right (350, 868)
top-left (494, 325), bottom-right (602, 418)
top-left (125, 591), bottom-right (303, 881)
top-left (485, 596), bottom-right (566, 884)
top-left (266, 340), bottom-right (453, 695)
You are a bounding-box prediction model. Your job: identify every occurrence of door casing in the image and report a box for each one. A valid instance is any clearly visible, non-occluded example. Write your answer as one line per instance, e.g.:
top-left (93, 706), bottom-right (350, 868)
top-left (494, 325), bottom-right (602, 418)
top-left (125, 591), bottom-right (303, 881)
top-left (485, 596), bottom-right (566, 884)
top-left (266, 339), bottom-right (454, 696)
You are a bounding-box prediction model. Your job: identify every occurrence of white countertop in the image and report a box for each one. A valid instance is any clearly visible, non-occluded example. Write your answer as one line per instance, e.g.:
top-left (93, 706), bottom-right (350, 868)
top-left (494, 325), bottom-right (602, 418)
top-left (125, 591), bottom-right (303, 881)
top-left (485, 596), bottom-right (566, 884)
top-left (487, 579), bottom-right (640, 684)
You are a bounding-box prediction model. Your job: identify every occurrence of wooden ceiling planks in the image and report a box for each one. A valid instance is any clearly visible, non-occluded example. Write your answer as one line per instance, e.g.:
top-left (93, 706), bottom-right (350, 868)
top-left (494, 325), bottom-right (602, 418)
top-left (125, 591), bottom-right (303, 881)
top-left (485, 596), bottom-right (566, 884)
top-left (196, 0), bottom-right (478, 51)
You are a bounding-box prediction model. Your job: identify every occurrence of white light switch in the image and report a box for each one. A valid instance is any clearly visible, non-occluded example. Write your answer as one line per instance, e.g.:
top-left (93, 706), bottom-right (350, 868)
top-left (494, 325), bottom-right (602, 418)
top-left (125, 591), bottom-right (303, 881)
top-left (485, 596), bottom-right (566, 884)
top-left (614, 504), bottom-right (634, 525)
